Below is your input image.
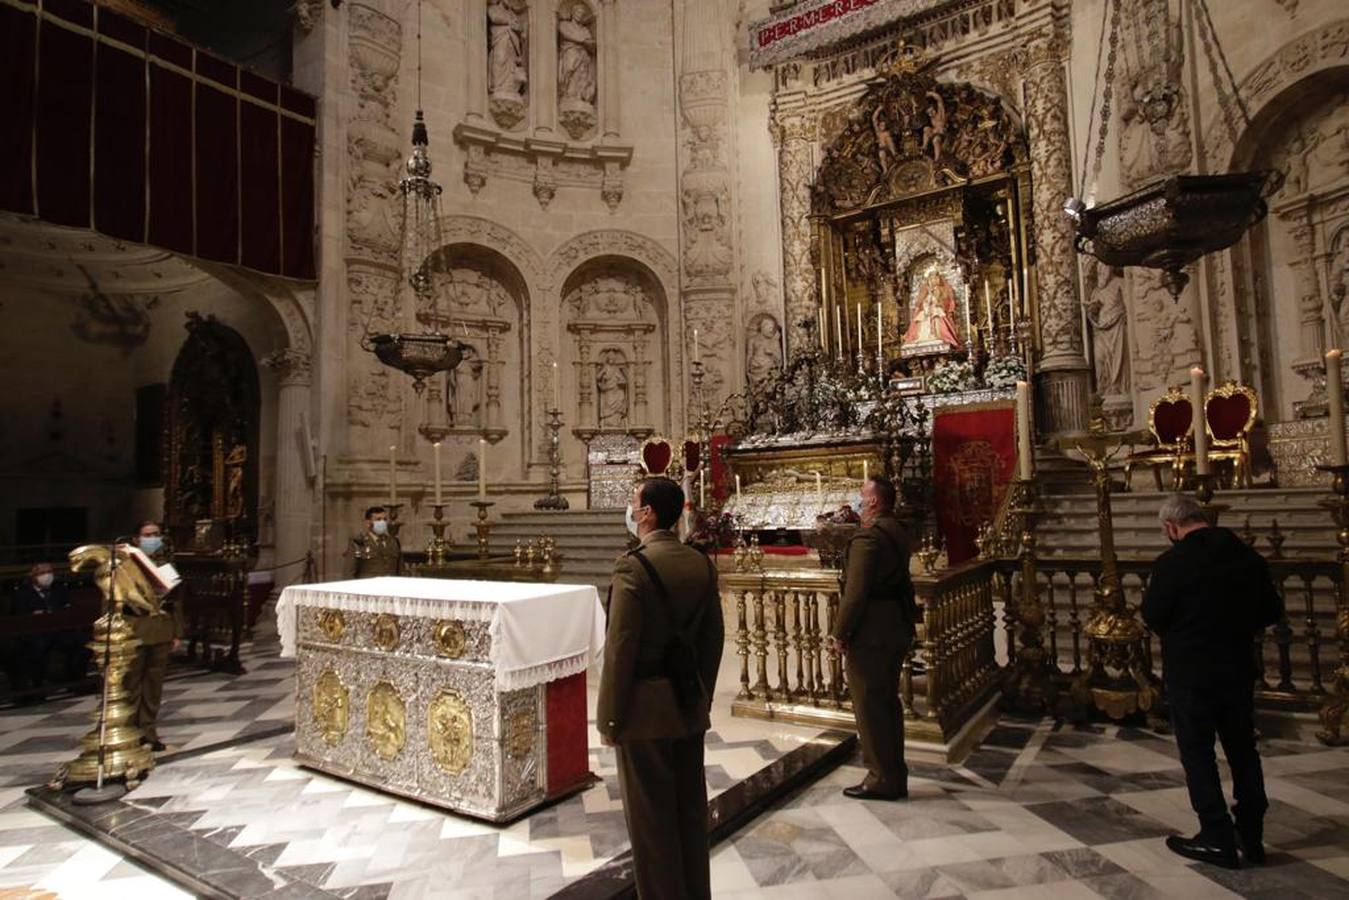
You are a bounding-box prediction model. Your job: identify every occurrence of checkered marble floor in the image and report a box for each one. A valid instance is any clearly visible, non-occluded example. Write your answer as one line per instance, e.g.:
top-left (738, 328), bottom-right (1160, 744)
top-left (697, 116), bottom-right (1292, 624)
top-left (3, 619), bottom-right (1348, 898)
top-left (709, 718), bottom-right (1349, 900)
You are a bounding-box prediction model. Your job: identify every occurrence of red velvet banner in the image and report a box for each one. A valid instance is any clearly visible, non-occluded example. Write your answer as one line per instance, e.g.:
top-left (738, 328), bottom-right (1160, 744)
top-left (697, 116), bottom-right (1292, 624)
top-left (932, 402), bottom-right (1017, 565)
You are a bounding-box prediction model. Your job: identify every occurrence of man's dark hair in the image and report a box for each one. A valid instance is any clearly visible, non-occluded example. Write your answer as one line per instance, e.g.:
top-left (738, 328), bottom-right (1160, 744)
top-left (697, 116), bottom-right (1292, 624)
top-left (137, 520), bottom-right (161, 535)
top-left (638, 477), bottom-right (685, 530)
top-left (867, 475), bottom-right (897, 511)
top-left (364, 506), bottom-right (387, 520)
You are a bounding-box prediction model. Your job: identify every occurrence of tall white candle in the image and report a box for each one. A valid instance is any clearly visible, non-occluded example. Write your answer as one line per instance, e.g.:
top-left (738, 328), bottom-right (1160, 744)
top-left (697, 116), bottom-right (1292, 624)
top-left (693, 329), bottom-right (700, 363)
top-left (835, 305), bottom-right (843, 361)
top-left (1015, 381), bottom-right (1034, 480)
top-left (552, 361), bottom-right (560, 411)
top-left (856, 304), bottom-right (863, 364)
top-left (819, 302), bottom-right (826, 350)
top-left (433, 441), bottom-right (443, 505)
top-left (963, 292), bottom-right (972, 344)
top-left (862, 459), bottom-right (869, 482)
top-left (1190, 366), bottom-right (1210, 476)
top-left (984, 278), bottom-right (993, 332)
top-left (478, 437), bottom-right (487, 500)
top-left (1329, 350), bottom-right (1347, 467)
top-left (389, 444), bottom-right (397, 504)
top-left (735, 474), bottom-right (742, 501)
top-left (876, 303), bottom-right (883, 363)
top-left (699, 469), bottom-right (706, 508)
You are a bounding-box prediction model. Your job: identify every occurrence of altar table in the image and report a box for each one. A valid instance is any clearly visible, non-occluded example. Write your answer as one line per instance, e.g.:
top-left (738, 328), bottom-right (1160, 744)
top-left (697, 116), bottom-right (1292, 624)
top-left (276, 577), bottom-right (605, 822)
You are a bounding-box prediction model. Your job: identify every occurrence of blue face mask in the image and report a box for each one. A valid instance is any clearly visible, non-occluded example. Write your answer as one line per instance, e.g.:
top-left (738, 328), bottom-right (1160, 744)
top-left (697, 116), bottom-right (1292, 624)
top-left (139, 535), bottom-right (164, 555)
top-left (371, 519), bottom-right (389, 536)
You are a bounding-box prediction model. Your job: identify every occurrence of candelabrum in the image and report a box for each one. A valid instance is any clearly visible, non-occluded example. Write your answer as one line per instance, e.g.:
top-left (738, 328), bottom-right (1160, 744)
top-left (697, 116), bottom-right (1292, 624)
top-left (426, 504), bottom-right (452, 566)
top-left (534, 408), bottom-right (570, 511)
top-left (1316, 464), bottom-right (1349, 745)
top-left (1192, 471), bottom-right (1228, 525)
top-left (385, 503), bottom-right (404, 538)
top-left (470, 500), bottom-right (494, 561)
top-left (1001, 477), bottom-right (1059, 713)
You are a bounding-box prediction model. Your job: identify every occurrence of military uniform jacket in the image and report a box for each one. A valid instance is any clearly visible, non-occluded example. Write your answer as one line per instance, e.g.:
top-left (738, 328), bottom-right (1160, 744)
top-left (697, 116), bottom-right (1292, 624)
top-left (597, 530), bottom-right (724, 742)
top-left (832, 514), bottom-right (916, 648)
top-left (351, 532), bottom-right (402, 578)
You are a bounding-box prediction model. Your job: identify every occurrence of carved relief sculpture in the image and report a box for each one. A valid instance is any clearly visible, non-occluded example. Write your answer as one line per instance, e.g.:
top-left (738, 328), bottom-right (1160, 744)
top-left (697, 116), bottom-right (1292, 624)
top-left (564, 267), bottom-right (659, 432)
top-left (557, 2), bottom-right (597, 140)
top-left (596, 349), bottom-right (630, 427)
top-left (488, 0), bottom-right (529, 130)
top-left (1084, 261), bottom-right (1132, 428)
top-left (746, 314), bottom-right (784, 384)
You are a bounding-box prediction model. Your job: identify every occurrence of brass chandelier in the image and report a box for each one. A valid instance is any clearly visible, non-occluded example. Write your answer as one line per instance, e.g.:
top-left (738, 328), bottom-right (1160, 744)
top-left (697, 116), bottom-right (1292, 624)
top-left (1065, 0), bottom-right (1274, 300)
top-left (361, 0), bottom-right (462, 394)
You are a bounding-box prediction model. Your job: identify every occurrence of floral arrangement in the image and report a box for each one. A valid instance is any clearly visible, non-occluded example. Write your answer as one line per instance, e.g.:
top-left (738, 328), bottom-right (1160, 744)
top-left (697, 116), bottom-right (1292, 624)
top-left (925, 358), bottom-right (978, 394)
top-left (984, 353), bottom-right (1027, 389)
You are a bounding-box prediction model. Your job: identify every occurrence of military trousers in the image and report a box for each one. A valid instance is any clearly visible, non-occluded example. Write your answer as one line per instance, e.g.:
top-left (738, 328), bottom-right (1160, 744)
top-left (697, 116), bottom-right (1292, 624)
top-left (125, 641), bottom-right (172, 743)
top-left (845, 635), bottom-right (911, 794)
top-left (616, 733), bottom-right (710, 900)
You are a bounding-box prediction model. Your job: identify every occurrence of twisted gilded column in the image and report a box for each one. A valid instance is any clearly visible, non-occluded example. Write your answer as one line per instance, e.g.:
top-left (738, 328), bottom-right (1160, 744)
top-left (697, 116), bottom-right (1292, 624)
top-left (771, 111), bottom-right (817, 358)
top-left (1023, 31), bottom-right (1089, 436)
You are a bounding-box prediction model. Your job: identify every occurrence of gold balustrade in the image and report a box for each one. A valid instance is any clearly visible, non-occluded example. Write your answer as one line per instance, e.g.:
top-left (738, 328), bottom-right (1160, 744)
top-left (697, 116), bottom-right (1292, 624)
top-left (725, 559), bottom-right (1003, 762)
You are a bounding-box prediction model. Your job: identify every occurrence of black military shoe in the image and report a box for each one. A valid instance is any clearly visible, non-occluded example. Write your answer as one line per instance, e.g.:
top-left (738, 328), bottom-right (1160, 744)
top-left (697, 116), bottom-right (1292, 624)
top-left (842, 784), bottom-right (907, 801)
top-left (1164, 834), bottom-right (1239, 869)
top-left (1236, 830), bottom-right (1266, 865)
top-left (142, 739), bottom-right (167, 752)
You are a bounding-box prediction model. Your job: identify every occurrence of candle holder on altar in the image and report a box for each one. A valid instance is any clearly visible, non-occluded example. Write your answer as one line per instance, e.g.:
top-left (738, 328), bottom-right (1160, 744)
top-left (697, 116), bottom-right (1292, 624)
top-left (385, 503), bottom-right (405, 538)
top-left (1316, 464), bottom-right (1349, 745)
top-left (470, 500), bottom-right (494, 561)
top-left (534, 408), bottom-right (570, 511)
top-left (1059, 406), bottom-right (1163, 725)
top-left (426, 503), bottom-right (452, 566)
top-left (1192, 471), bottom-right (1228, 525)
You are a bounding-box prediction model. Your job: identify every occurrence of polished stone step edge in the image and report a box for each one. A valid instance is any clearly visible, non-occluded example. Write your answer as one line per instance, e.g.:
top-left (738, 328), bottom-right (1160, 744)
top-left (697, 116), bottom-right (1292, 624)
top-left (549, 729), bottom-right (857, 900)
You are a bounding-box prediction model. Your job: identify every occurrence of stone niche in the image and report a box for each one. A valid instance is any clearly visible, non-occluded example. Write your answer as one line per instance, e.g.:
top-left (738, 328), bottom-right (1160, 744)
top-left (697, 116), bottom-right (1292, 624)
top-left (561, 259), bottom-right (668, 440)
top-left (423, 243), bottom-right (526, 451)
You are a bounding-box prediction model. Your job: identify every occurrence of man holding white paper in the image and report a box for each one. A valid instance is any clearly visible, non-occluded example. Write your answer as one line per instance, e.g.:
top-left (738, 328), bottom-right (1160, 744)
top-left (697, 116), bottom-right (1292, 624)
top-left (124, 520), bottom-right (184, 752)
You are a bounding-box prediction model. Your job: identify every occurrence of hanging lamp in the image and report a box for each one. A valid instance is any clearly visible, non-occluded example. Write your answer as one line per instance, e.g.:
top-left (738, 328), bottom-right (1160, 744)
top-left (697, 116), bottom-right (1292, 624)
top-left (1065, 0), bottom-right (1275, 300)
top-left (361, 0), bottom-right (462, 393)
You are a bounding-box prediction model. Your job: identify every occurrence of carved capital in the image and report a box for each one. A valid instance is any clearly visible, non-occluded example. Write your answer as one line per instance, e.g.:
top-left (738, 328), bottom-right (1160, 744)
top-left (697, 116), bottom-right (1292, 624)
top-left (263, 348), bottom-right (314, 386)
top-left (770, 113), bottom-right (816, 147)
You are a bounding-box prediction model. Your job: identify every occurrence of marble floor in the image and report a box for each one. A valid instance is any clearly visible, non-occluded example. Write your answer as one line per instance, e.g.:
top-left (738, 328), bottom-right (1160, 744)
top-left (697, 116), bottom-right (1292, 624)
top-left (2, 624), bottom-right (1348, 898)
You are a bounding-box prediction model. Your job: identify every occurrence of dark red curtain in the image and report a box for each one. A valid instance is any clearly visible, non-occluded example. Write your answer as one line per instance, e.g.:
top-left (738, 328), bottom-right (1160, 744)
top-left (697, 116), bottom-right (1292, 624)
top-left (1, 1), bottom-right (317, 281)
top-left (0, 3), bottom-right (37, 216)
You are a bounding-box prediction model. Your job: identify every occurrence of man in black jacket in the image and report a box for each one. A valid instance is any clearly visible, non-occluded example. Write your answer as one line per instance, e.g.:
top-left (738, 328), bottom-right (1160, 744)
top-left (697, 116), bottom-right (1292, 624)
top-left (1142, 494), bottom-right (1283, 869)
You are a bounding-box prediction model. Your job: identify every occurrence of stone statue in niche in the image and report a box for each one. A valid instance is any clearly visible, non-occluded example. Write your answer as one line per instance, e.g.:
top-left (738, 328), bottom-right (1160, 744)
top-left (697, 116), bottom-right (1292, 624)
top-left (1331, 229), bottom-right (1349, 342)
top-left (1084, 261), bottom-right (1131, 397)
top-left (448, 344), bottom-right (482, 428)
top-left (557, 2), bottom-right (597, 140)
top-left (746, 315), bottom-right (783, 384)
top-left (488, 0), bottom-right (528, 129)
top-left (595, 349), bottom-right (629, 428)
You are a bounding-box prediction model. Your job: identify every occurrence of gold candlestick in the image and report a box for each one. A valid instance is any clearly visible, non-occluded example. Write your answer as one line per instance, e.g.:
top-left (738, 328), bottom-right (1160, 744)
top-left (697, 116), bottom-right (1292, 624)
top-left (1001, 477), bottom-right (1058, 713)
top-left (1316, 464), bottom-right (1349, 745)
top-left (385, 502), bottom-right (404, 539)
top-left (534, 408), bottom-right (570, 511)
top-left (426, 504), bottom-right (452, 566)
top-left (470, 500), bottom-right (494, 561)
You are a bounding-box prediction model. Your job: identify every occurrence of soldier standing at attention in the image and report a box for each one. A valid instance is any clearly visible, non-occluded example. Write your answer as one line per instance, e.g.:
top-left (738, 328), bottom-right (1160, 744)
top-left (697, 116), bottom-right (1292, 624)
top-left (126, 521), bottom-right (184, 752)
top-left (598, 477), bottom-right (724, 900)
top-left (350, 506), bottom-right (401, 578)
top-left (830, 475), bottom-right (917, 800)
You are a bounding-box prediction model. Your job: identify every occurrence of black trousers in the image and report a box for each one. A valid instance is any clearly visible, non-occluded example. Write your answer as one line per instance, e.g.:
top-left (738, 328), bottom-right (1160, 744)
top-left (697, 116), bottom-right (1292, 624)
top-left (844, 637), bottom-right (910, 793)
top-left (615, 734), bottom-right (710, 900)
top-left (1168, 682), bottom-right (1268, 845)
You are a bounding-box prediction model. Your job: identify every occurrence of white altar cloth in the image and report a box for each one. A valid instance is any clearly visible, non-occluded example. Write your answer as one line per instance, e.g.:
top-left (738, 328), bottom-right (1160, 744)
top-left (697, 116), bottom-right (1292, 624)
top-left (277, 577), bottom-right (606, 691)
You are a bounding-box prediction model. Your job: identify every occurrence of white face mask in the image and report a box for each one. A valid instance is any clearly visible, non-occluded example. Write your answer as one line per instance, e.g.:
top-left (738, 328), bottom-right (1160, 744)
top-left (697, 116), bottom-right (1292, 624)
top-left (625, 504), bottom-right (640, 537)
top-left (371, 519), bottom-right (389, 536)
top-left (36, 573), bottom-right (54, 589)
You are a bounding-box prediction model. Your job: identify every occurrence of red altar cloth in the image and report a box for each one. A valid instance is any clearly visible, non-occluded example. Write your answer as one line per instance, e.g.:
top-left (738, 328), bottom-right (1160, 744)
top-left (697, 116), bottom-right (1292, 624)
top-left (931, 401), bottom-right (1017, 565)
top-left (545, 672), bottom-right (590, 796)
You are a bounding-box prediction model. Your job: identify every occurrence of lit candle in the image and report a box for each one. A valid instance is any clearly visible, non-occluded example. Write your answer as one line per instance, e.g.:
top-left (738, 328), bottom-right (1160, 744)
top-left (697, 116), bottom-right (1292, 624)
top-left (1007, 277), bottom-right (1016, 323)
top-left (876, 303), bottom-right (883, 363)
top-left (863, 459), bottom-right (869, 482)
top-left (1190, 366), bottom-right (1210, 476)
top-left (699, 469), bottom-right (706, 508)
top-left (735, 474), bottom-right (742, 501)
top-left (1329, 350), bottom-right (1347, 467)
top-left (856, 304), bottom-right (863, 362)
top-left (819, 302), bottom-right (826, 350)
top-left (553, 361), bottom-right (560, 411)
top-left (815, 471), bottom-right (823, 507)
top-left (389, 444), bottom-right (397, 504)
top-left (835, 305), bottom-right (843, 361)
top-left (1015, 381), bottom-right (1034, 480)
top-left (433, 441), bottom-right (443, 505)
top-left (478, 437), bottom-right (487, 500)
top-left (963, 292), bottom-right (972, 344)
top-left (984, 278), bottom-right (993, 331)
top-left (693, 329), bottom-right (700, 363)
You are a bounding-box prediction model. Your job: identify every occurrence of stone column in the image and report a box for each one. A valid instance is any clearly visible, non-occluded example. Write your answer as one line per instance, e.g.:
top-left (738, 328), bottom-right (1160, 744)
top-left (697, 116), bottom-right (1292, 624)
top-left (771, 111), bottom-right (817, 358)
top-left (485, 327), bottom-right (505, 433)
top-left (598, 0), bottom-right (620, 140)
top-left (464, 0), bottom-right (487, 123)
top-left (632, 336), bottom-right (649, 426)
top-left (263, 349), bottom-right (314, 576)
top-left (574, 329), bottom-right (595, 426)
top-left (531, 0), bottom-right (558, 135)
top-left (1023, 32), bottom-right (1090, 436)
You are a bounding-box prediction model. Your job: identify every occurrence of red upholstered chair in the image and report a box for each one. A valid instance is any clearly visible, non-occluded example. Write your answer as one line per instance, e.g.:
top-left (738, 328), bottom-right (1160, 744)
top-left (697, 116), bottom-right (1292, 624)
top-left (640, 436), bottom-right (674, 477)
top-left (682, 439), bottom-right (702, 475)
top-left (1204, 381), bottom-right (1258, 487)
top-left (1124, 385), bottom-right (1193, 491)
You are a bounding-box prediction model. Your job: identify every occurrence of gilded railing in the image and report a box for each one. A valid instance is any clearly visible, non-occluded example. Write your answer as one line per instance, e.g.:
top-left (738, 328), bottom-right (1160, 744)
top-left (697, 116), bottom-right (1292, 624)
top-left (725, 558), bottom-right (1001, 755)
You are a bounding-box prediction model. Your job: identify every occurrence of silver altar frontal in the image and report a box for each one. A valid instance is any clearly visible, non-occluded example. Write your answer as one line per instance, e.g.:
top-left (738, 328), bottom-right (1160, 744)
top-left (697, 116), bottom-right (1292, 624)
top-left (276, 577), bottom-right (605, 822)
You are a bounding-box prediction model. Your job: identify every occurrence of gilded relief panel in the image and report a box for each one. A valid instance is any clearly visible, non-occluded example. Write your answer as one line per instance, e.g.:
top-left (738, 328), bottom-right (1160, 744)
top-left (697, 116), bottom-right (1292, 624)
top-left (352, 655), bottom-right (421, 791)
top-left (296, 649), bottom-right (356, 769)
top-left (415, 662), bottom-right (501, 814)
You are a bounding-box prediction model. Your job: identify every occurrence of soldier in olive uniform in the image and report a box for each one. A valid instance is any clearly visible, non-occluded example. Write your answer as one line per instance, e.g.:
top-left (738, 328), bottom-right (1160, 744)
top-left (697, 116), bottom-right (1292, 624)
top-left (350, 506), bottom-right (401, 578)
top-left (598, 477), bottom-right (724, 900)
top-left (126, 521), bottom-right (184, 752)
top-left (830, 475), bottom-right (916, 800)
